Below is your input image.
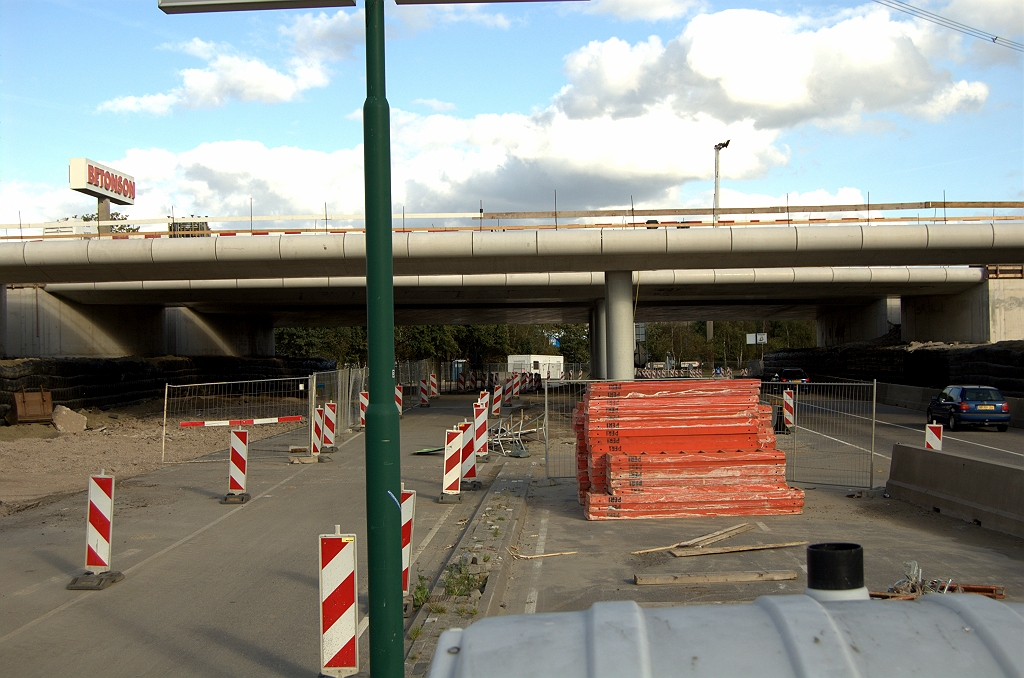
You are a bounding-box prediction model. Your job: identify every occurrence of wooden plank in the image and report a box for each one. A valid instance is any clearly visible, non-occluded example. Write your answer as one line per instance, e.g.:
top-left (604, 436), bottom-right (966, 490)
top-left (634, 570), bottom-right (798, 586)
top-left (670, 541), bottom-right (809, 558)
top-left (632, 523), bottom-right (752, 555)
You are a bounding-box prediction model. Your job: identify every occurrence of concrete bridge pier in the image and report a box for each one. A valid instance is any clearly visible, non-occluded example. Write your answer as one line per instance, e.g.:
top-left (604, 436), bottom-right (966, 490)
top-left (605, 270), bottom-right (635, 381)
top-left (902, 278), bottom-right (1024, 344)
top-left (0, 286), bottom-right (274, 358)
top-left (592, 300), bottom-right (607, 379)
top-left (816, 297), bottom-right (900, 347)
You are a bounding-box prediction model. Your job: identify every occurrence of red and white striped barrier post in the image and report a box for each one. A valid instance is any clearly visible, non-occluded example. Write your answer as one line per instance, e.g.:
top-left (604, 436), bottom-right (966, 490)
top-left (783, 390), bottom-right (795, 429)
top-left (512, 372), bottom-right (521, 397)
top-left (221, 429), bottom-right (251, 504)
top-left (312, 407), bottom-right (324, 456)
top-left (319, 528), bottom-right (358, 677)
top-left (67, 471), bottom-right (125, 590)
top-left (469, 371), bottom-right (477, 391)
top-left (458, 421), bottom-right (476, 485)
top-left (395, 384), bottom-right (403, 416)
top-left (492, 385), bottom-right (502, 416)
top-left (419, 379), bottom-right (429, 407)
top-left (503, 378), bottom-right (513, 406)
top-left (440, 428), bottom-right (462, 503)
top-left (359, 391), bottom-right (368, 428)
top-left (479, 390), bottom-right (490, 411)
top-left (534, 373), bottom-right (541, 390)
top-left (474, 402), bottom-right (489, 462)
top-left (925, 422), bottom-right (943, 450)
top-left (323, 402), bottom-right (337, 448)
top-left (458, 371), bottom-right (466, 393)
top-left (180, 415), bottom-right (303, 428)
top-left (401, 488), bottom-right (416, 595)
top-left (429, 373), bottom-right (438, 398)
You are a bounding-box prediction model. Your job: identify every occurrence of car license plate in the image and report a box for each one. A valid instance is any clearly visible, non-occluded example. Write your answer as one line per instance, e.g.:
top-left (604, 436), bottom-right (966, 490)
top-left (978, 405), bottom-right (995, 410)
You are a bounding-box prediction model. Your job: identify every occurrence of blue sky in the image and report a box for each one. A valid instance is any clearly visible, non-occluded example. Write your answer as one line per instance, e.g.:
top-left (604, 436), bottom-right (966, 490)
top-left (1, 0), bottom-right (1021, 224)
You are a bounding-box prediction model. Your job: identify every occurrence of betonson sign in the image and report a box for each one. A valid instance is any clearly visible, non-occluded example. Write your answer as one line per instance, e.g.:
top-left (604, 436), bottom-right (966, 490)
top-left (69, 158), bottom-right (135, 205)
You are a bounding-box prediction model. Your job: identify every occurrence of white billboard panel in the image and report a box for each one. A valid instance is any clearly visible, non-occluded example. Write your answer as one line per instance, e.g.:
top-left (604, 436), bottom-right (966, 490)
top-left (69, 158), bottom-right (135, 206)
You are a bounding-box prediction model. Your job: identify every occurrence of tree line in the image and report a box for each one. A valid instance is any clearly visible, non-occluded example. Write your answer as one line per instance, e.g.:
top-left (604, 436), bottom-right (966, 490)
top-left (275, 320), bottom-right (814, 367)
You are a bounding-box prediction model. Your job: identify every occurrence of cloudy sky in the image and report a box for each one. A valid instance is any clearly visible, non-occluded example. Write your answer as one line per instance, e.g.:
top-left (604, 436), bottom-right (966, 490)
top-left (1, 0), bottom-right (1021, 224)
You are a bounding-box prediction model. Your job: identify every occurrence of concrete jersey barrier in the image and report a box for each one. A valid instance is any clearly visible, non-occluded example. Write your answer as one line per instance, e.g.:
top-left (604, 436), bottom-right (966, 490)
top-left (886, 443), bottom-right (1024, 538)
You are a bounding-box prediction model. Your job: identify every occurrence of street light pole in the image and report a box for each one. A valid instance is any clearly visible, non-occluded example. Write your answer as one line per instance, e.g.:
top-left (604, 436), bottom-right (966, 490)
top-left (713, 139), bottom-right (729, 226)
top-left (363, 0), bottom-right (404, 674)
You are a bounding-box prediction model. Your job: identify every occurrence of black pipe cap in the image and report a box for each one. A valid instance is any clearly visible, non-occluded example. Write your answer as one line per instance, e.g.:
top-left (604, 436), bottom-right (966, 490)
top-left (806, 542), bottom-right (864, 591)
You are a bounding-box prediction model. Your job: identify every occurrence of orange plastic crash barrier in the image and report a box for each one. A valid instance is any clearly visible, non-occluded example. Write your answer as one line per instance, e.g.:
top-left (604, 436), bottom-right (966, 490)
top-left (575, 380), bottom-right (804, 520)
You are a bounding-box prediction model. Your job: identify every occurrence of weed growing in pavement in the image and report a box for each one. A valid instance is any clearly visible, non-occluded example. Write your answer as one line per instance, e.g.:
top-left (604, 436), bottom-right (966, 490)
top-left (443, 562), bottom-right (482, 597)
top-left (492, 527), bottom-right (500, 537)
top-left (408, 626), bottom-right (422, 641)
top-left (455, 605), bottom-right (471, 616)
top-left (412, 575), bottom-right (430, 608)
top-left (482, 554), bottom-right (490, 562)
top-left (428, 602), bottom-right (448, 614)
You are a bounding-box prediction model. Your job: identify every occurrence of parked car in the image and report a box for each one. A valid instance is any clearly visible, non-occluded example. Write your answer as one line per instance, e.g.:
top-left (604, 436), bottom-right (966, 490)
top-left (927, 385), bottom-right (1011, 432)
top-left (767, 368), bottom-right (809, 383)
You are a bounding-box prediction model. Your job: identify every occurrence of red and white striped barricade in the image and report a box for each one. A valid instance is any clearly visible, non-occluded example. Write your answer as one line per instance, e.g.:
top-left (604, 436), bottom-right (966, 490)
top-left (323, 402), bottom-right (337, 447)
top-left (312, 407), bottom-right (325, 456)
top-left (458, 421), bottom-right (477, 485)
top-left (468, 371), bottom-right (476, 391)
top-left (401, 488), bottom-right (416, 596)
top-left (359, 391), bottom-right (368, 427)
top-left (474, 402), bottom-right (489, 462)
top-left (440, 428), bottom-right (462, 502)
top-left (783, 390), bottom-right (795, 429)
top-left (319, 529), bottom-right (359, 677)
top-left (180, 415), bottom-right (302, 428)
top-left (457, 371), bottom-right (466, 393)
top-left (419, 379), bottom-right (430, 407)
top-left (221, 429), bottom-right (251, 504)
top-left (503, 378), bottom-right (513, 406)
top-left (67, 472), bottom-right (125, 590)
top-left (492, 385), bottom-right (502, 416)
top-left (429, 373), bottom-right (438, 398)
top-left (479, 390), bottom-right (490, 411)
top-left (512, 372), bottom-right (521, 397)
top-left (395, 384), bottom-right (404, 415)
top-left (925, 423), bottom-right (943, 450)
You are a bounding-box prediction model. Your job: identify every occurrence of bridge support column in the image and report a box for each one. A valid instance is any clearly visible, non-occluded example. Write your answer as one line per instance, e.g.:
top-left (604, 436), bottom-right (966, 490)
top-left (816, 297), bottom-right (900, 347)
top-left (2, 286), bottom-right (164, 358)
top-left (593, 300), bottom-right (607, 379)
top-left (164, 308), bottom-right (274, 357)
top-left (605, 270), bottom-right (634, 381)
top-left (902, 278), bottom-right (1023, 344)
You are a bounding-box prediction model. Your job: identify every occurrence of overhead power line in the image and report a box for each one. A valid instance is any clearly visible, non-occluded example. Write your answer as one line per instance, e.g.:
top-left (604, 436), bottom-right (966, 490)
top-left (873, 0), bottom-right (1024, 52)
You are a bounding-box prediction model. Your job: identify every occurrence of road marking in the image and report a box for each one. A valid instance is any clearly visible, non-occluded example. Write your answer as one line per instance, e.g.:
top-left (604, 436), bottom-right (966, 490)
top-left (797, 402), bottom-right (1022, 458)
top-left (409, 505), bottom-right (456, 569)
top-left (523, 512), bottom-right (549, 615)
top-left (0, 466), bottom-right (311, 646)
top-left (756, 522), bottom-right (771, 532)
top-left (358, 615), bottom-right (369, 638)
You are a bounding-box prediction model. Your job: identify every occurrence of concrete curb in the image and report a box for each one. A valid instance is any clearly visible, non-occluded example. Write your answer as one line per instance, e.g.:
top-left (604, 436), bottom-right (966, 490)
top-left (477, 471), bottom-right (531, 618)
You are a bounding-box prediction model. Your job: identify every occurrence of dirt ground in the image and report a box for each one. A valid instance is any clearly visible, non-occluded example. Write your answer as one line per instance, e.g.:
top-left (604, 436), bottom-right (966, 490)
top-left (0, 398), bottom-right (306, 515)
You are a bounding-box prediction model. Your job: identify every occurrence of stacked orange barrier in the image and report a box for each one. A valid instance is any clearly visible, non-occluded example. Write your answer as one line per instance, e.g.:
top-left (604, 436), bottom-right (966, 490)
top-left (577, 380), bottom-right (804, 520)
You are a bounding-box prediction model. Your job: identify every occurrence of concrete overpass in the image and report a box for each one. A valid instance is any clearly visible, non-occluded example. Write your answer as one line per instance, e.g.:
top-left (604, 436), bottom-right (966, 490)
top-left (0, 221), bottom-right (1020, 379)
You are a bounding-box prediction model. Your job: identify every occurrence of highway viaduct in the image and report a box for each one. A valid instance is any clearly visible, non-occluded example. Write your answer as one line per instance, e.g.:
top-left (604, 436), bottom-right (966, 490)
top-left (0, 220), bottom-right (1021, 380)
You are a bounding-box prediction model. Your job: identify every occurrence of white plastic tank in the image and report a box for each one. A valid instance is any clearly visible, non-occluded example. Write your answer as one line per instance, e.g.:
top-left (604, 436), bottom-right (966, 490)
top-left (429, 543), bottom-right (1023, 678)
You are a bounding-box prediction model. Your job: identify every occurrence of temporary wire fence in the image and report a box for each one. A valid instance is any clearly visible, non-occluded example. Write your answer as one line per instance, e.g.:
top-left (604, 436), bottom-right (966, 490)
top-left (161, 376), bottom-right (310, 464)
top-left (543, 379), bottom-right (878, 487)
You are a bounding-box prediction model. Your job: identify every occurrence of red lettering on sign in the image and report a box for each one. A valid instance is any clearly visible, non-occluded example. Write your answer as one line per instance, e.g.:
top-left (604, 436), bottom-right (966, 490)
top-left (129, 180), bottom-right (135, 200)
top-left (103, 171), bottom-right (111, 190)
top-left (88, 165), bottom-right (95, 185)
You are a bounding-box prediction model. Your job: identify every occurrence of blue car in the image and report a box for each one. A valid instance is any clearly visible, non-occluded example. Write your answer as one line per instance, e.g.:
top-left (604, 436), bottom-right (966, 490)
top-left (927, 385), bottom-right (1011, 432)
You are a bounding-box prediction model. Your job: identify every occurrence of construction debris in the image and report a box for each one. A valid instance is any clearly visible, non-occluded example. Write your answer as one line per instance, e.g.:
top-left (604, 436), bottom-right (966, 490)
top-left (872, 560), bottom-right (1006, 600)
top-left (634, 570), bottom-right (798, 586)
top-left (632, 523), bottom-right (754, 554)
top-left (508, 548), bottom-right (578, 560)
top-left (669, 541), bottom-right (809, 557)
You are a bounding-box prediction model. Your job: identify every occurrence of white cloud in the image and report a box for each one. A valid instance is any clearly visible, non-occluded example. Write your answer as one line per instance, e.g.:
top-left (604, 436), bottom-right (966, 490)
top-left (555, 6), bottom-right (990, 129)
top-left (280, 9), bottom-right (364, 62)
top-left (413, 98), bottom-right (457, 112)
top-left (98, 39), bottom-right (329, 115)
top-left (584, 0), bottom-right (699, 22)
